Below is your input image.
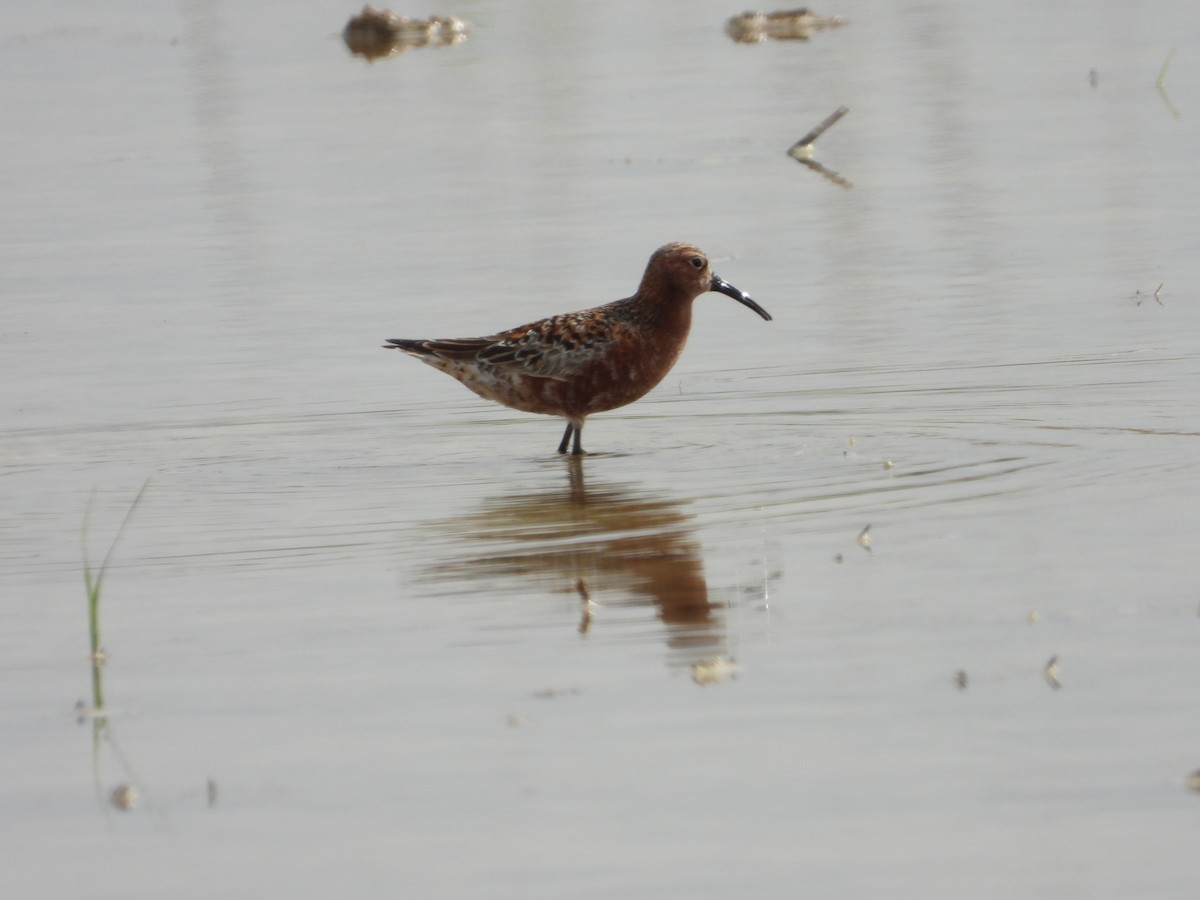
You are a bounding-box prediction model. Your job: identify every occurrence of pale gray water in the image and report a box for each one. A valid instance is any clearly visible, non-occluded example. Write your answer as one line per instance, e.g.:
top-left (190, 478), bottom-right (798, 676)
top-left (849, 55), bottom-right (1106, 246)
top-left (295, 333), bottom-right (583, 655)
top-left (3, 1), bottom-right (1200, 897)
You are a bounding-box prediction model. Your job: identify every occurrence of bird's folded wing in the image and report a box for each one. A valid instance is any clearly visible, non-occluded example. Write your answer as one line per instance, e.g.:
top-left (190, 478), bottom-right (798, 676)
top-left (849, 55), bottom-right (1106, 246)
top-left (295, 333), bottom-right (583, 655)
top-left (477, 334), bottom-right (605, 381)
top-left (388, 311), bottom-right (617, 381)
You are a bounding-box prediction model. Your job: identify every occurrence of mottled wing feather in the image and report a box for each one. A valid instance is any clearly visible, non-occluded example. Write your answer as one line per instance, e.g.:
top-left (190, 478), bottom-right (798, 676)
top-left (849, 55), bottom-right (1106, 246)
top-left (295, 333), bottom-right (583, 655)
top-left (387, 306), bottom-right (624, 381)
top-left (477, 310), bottom-right (616, 380)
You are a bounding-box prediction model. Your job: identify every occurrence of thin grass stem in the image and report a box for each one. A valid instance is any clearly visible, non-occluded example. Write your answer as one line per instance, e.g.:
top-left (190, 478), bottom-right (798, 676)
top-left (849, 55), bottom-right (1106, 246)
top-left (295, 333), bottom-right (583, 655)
top-left (81, 477), bottom-right (151, 669)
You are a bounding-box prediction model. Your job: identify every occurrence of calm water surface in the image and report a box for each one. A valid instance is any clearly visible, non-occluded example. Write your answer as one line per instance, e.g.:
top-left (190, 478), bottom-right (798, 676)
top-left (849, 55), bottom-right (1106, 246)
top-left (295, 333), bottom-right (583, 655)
top-left (4, 0), bottom-right (1200, 897)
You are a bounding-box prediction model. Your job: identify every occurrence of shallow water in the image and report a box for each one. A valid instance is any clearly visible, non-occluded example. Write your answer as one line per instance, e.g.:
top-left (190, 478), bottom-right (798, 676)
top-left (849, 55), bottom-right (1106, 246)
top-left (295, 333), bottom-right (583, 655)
top-left (4, 0), bottom-right (1200, 897)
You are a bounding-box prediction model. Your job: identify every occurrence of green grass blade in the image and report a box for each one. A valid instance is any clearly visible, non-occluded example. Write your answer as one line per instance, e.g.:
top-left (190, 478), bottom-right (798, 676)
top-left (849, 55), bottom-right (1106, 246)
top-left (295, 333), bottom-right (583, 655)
top-left (81, 476), bottom-right (151, 662)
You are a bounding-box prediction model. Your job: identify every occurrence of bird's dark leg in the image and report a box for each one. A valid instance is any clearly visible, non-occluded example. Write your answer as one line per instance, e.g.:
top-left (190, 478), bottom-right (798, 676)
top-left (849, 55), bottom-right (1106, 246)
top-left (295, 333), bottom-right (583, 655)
top-left (557, 423), bottom-right (574, 455)
top-left (571, 422), bottom-right (584, 456)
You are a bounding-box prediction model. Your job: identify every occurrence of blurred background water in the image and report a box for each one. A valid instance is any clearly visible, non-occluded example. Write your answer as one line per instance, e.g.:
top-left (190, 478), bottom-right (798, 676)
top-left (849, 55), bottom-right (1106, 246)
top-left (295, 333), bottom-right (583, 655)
top-left (3, 1), bottom-right (1199, 897)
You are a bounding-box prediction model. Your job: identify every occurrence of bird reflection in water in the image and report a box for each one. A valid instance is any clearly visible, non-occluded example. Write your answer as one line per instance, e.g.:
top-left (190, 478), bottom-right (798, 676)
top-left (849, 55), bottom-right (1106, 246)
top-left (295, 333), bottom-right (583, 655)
top-left (422, 457), bottom-right (727, 661)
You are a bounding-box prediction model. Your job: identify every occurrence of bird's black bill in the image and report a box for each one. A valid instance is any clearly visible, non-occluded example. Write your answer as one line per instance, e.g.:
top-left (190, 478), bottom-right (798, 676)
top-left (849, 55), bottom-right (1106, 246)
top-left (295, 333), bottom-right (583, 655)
top-left (711, 274), bottom-right (772, 321)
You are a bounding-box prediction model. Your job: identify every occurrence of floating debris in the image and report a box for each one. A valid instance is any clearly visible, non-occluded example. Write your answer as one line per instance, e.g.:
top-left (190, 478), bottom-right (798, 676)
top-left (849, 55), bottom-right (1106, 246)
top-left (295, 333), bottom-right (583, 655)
top-left (857, 524), bottom-right (872, 552)
top-left (1088, 67), bottom-right (1099, 88)
top-left (791, 153), bottom-right (852, 189)
top-left (788, 106), bottom-right (848, 152)
top-left (1156, 50), bottom-right (1180, 117)
top-left (691, 656), bottom-right (739, 686)
top-left (506, 713), bottom-right (526, 728)
top-left (343, 6), bottom-right (469, 61)
top-left (788, 107), bottom-right (852, 188)
top-left (577, 577), bottom-right (596, 635)
top-left (1186, 769), bottom-right (1200, 793)
top-left (954, 670), bottom-right (968, 690)
top-left (1027, 610), bottom-right (1040, 625)
top-left (882, 459), bottom-right (894, 470)
top-left (1132, 282), bottom-right (1164, 306)
top-left (206, 778), bottom-right (218, 808)
top-left (1043, 655), bottom-right (1061, 690)
top-left (1156, 48), bottom-right (1177, 90)
top-left (725, 7), bottom-right (847, 43)
top-left (110, 783), bottom-right (138, 811)
top-left (531, 687), bottom-right (582, 700)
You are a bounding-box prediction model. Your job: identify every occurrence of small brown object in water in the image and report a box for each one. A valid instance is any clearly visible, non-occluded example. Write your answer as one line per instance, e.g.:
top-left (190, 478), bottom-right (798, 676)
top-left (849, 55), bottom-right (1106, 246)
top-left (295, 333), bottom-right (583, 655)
top-left (343, 6), bottom-right (469, 61)
top-left (725, 8), bottom-right (847, 44)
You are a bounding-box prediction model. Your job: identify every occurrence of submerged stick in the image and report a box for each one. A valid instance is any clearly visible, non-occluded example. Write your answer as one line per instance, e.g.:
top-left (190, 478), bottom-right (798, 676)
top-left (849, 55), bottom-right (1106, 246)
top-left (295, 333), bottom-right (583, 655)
top-left (789, 106), bottom-right (849, 151)
top-left (1156, 50), bottom-right (1180, 118)
top-left (1156, 49), bottom-right (1177, 88)
top-left (794, 157), bottom-right (853, 189)
top-left (788, 107), bottom-right (853, 188)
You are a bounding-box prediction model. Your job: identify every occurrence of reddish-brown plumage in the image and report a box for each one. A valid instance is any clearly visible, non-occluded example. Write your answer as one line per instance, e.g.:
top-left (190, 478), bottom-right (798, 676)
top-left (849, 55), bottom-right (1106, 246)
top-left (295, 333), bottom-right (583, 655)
top-left (385, 242), bottom-right (771, 454)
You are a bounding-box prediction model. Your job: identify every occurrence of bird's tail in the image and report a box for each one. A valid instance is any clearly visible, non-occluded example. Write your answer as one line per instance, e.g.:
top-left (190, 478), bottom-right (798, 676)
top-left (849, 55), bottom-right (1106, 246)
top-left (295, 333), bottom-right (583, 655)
top-left (383, 338), bottom-right (428, 354)
top-left (383, 337), bottom-right (492, 359)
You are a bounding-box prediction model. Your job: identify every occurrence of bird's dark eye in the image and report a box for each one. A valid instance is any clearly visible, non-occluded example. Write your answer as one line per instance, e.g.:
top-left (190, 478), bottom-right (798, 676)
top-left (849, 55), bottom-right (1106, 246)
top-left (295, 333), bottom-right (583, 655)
top-left (689, 257), bottom-right (704, 269)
